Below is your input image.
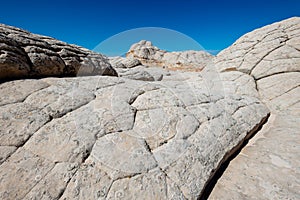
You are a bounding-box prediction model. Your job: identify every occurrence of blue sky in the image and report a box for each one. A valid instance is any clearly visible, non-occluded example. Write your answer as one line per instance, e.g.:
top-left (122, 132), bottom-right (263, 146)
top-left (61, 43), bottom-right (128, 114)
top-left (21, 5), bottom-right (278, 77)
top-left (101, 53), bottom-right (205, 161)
top-left (0, 0), bottom-right (299, 55)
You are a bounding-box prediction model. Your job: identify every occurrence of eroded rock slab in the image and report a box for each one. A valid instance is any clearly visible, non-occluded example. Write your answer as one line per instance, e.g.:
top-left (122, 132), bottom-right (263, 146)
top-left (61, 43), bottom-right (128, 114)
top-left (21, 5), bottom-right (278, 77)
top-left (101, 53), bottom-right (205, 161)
top-left (209, 17), bottom-right (300, 200)
top-left (0, 24), bottom-right (117, 81)
top-left (215, 17), bottom-right (300, 79)
top-left (0, 69), bottom-right (268, 199)
top-left (0, 17), bottom-right (299, 200)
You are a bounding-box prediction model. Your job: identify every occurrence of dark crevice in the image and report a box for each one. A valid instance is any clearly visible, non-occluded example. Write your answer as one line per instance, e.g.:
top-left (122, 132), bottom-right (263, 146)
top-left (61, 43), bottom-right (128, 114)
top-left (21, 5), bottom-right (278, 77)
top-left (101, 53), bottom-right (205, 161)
top-left (94, 81), bottom-right (125, 91)
top-left (16, 116), bottom-right (52, 149)
top-left (81, 131), bottom-right (98, 165)
top-left (236, 31), bottom-right (280, 70)
top-left (255, 70), bottom-right (300, 81)
top-left (57, 137), bottom-right (98, 199)
top-left (19, 46), bottom-right (34, 72)
top-left (0, 73), bottom-right (116, 84)
top-left (0, 147), bottom-right (17, 165)
top-left (57, 132), bottom-right (99, 199)
top-left (0, 65), bottom-right (118, 84)
top-left (0, 116), bottom-right (51, 167)
top-left (57, 167), bottom-right (79, 200)
top-left (104, 181), bottom-right (115, 199)
top-left (198, 113), bottom-right (270, 200)
top-left (249, 44), bottom-right (286, 75)
top-left (254, 77), bottom-right (259, 91)
top-left (131, 107), bottom-right (137, 130)
top-left (144, 139), bottom-right (153, 153)
top-left (128, 86), bottom-right (161, 105)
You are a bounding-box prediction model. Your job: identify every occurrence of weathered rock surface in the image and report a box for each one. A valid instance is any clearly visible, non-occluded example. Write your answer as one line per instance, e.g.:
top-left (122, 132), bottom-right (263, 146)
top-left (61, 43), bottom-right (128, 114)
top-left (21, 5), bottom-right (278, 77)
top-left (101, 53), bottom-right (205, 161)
top-left (209, 17), bottom-right (300, 200)
top-left (109, 56), bottom-right (173, 81)
top-left (0, 72), bottom-right (269, 199)
top-left (126, 40), bottom-right (213, 71)
top-left (0, 24), bottom-right (117, 81)
top-left (109, 48), bottom-right (213, 82)
top-left (109, 57), bottom-right (141, 69)
top-left (0, 17), bottom-right (299, 200)
top-left (215, 17), bottom-right (300, 79)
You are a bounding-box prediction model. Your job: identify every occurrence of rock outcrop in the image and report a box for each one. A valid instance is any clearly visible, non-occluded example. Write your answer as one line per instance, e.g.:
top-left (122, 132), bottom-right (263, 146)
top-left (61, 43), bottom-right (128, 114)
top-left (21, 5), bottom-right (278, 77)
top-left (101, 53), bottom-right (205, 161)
top-left (209, 17), bottom-right (300, 200)
top-left (0, 24), bottom-right (117, 81)
top-left (109, 57), bottom-right (142, 69)
top-left (109, 56), bottom-right (172, 81)
top-left (126, 40), bottom-right (213, 71)
top-left (0, 17), bottom-right (299, 200)
top-left (109, 42), bottom-right (213, 82)
top-left (0, 71), bottom-right (269, 200)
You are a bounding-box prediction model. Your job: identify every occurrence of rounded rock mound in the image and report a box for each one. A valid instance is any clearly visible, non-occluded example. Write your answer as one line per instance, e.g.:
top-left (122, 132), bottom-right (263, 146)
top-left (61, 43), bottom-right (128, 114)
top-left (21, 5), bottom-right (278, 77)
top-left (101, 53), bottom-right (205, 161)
top-left (0, 24), bottom-right (117, 81)
top-left (126, 40), bottom-right (213, 72)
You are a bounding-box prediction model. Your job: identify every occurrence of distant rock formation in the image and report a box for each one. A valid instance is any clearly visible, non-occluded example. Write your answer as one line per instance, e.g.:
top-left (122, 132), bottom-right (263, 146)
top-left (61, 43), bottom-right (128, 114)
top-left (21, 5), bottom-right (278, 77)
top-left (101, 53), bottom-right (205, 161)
top-left (126, 40), bottom-right (213, 71)
top-left (0, 17), bottom-right (299, 200)
top-left (108, 41), bottom-right (214, 82)
top-left (0, 24), bottom-right (117, 81)
top-left (108, 56), bottom-right (172, 81)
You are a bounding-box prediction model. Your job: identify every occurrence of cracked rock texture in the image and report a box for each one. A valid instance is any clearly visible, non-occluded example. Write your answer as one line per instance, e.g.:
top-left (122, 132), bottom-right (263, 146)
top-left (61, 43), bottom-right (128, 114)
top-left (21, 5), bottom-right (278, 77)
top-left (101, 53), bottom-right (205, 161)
top-left (0, 74), bottom-right (269, 200)
top-left (0, 17), bottom-right (299, 200)
top-left (0, 24), bottom-right (117, 81)
top-left (209, 17), bottom-right (300, 199)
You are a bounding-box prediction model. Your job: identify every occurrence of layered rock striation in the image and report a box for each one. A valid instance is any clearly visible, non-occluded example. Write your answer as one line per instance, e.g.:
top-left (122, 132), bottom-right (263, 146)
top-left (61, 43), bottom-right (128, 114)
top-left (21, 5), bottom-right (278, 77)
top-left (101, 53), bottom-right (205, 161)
top-left (0, 24), bottom-right (117, 81)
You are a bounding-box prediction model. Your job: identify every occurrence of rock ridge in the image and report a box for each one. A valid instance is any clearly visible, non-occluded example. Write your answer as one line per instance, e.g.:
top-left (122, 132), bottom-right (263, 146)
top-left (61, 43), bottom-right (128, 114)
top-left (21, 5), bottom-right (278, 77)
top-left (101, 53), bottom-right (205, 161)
top-left (0, 23), bottom-right (117, 81)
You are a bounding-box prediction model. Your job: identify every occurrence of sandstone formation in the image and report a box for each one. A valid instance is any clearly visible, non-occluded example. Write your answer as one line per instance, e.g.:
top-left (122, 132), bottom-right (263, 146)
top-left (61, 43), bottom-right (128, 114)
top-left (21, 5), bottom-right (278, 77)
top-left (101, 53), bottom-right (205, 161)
top-left (126, 40), bottom-right (213, 71)
top-left (209, 17), bottom-right (300, 200)
top-left (109, 56), bottom-right (172, 81)
top-left (0, 24), bottom-right (117, 81)
top-left (0, 71), bottom-right (269, 200)
top-left (109, 43), bottom-right (213, 82)
top-left (0, 17), bottom-right (299, 200)
top-left (109, 57), bottom-right (141, 69)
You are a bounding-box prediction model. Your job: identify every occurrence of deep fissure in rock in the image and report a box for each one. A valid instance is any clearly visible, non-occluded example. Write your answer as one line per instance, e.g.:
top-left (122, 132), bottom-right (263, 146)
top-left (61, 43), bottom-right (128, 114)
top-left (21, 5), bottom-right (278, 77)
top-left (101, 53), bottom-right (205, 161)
top-left (199, 113), bottom-right (270, 200)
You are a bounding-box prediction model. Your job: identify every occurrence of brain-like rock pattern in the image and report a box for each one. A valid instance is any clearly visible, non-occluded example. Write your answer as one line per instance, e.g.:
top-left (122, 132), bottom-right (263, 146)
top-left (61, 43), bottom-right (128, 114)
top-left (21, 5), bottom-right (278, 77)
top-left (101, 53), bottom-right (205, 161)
top-left (0, 72), bottom-right (269, 199)
top-left (209, 17), bottom-right (300, 200)
top-left (215, 17), bottom-right (300, 79)
top-left (0, 24), bottom-right (117, 81)
top-left (0, 17), bottom-right (299, 200)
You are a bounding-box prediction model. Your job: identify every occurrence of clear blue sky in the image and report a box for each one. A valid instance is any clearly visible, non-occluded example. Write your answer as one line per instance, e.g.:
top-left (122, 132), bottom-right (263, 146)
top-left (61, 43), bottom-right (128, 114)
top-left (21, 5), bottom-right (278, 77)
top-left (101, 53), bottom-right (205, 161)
top-left (0, 0), bottom-right (299, 55)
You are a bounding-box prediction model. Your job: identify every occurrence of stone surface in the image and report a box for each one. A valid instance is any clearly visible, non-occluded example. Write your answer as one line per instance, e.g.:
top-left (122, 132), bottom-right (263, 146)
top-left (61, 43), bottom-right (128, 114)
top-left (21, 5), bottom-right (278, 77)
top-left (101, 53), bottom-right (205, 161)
top-left (215, 17), bottom-right (300, 79)
top-left (0, 24), bottom-right (117, 81)
top-left (109, 57), bottom-right (141, 69)
top-left (0, 17), bottom-right (299, 200)
top-left (209, 17), bottom-right (300, 200)
top-left (126, 40), bottom-right (213, 71)
top-left (0, 71), bottom-right (268, 199)
top-left (109, 57), bottom-right (176, 81)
